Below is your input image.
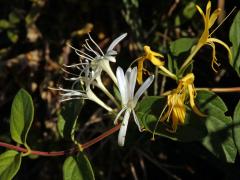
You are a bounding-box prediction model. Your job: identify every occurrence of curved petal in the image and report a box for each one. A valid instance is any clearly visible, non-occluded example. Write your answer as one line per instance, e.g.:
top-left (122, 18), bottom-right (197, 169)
top-left (196, 5), bottom-right (206, 24)
top-left (104, 55), bottom-right (116, 62)
top-left (107, 33), bottom-right (127, 53)
top-left (206, 41), bottom-right (219, 72)
top-left (188, 85), bottom-right (206, 117)
top-left (209, 9), bottom-right (221, 28)
top-left (132, 110), bottom-right (142, 131)
top-left (118, 109), bottom-right (131, 146)
top-left (150, 56), bottom-right (164, 67)
top-left (116, 67), bottom-right (128, 105)
top-left (106, 50), bottom-right (117, 56)
top-left (114, 108), bottom-right (127, 125)
top-left (129, 67), bottom-right (137, 99)
top-left (205, 1), bottom-right (211, 22)
top-left (134, 75), bottom-right (154, 104)
top-left (196, 5), bottom-right (209, 44)
top-left (208, 38), bottom-right (233, 62)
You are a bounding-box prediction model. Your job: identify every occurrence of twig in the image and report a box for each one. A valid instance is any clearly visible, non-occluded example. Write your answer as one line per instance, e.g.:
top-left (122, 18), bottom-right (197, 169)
top-left (0, 124), bottom-right (121, 156)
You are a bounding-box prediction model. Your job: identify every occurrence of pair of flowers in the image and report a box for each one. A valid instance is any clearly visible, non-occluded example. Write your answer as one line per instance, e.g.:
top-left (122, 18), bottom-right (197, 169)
top-left (57, 32), bottom-right (154, 146)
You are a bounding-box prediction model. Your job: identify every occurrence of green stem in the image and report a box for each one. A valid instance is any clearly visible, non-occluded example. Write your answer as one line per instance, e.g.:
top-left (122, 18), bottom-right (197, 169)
top-left (178, 44), bottom-right (202, 74)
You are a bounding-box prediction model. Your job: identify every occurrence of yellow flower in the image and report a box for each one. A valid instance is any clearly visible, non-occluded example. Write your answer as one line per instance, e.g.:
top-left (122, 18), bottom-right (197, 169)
top-left (195, 1), bottom-right (232, 72)
top-left (137, 46), bottom-right (164, 84)
top-left (160, 73), bottom-right (206, 132)
top-left (137, 46), bottom-right (176, 84)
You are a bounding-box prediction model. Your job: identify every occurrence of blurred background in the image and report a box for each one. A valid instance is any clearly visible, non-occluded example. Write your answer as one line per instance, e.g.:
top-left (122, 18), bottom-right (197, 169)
top-left (0, 0), bottom-right (240, 179)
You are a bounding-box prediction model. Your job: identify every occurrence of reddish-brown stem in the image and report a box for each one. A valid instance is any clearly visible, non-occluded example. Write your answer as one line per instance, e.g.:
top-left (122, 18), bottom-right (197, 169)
top-left (0, 124), bottom-right (121, 156)
top-left (82, 123), bottom-right (121, 149)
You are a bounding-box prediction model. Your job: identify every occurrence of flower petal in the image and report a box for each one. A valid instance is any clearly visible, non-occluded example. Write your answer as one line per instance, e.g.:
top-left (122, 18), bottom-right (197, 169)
top-left (149, 56), bottom-right (164, 67)
top-left (129, 67), bottom-right (137, 99)
top-left (132, 110), bottom-right (142, 131)
top-left (134, 75), bottom-right (154, 104)
top-left (209, 9), bottom-right (221, 28)
top-left (107, 33), bottom-right (127, 53)
top-left (116, 67), bottom-right (128, 105)
top-left (205, 1), bottom-right (211, 22)
top-left (188, 85), bottom-right (206, 117)
top-left (118, 109), bottom-right (131, 146)
top-left (208, 38), bottom-right (233, 62)
top-left (196, 5), bottom-right (209, 44)
top-left (114, 107), bottom-right (127, 125)
top-left (104, 55), bottom-right (116, 62)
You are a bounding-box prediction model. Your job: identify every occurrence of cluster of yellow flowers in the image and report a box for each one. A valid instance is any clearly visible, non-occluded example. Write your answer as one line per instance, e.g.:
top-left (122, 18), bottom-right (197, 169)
top-left (134, 1), bottom-right (232, 132)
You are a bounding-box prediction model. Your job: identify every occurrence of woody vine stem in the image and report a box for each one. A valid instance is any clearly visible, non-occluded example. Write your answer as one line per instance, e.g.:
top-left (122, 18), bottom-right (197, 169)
top-left (0, 124), bottom-right (121, 157)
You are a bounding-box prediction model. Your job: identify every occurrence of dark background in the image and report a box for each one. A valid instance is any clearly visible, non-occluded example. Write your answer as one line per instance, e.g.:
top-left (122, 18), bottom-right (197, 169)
top-left (0, 0), bottom-right (240, 179)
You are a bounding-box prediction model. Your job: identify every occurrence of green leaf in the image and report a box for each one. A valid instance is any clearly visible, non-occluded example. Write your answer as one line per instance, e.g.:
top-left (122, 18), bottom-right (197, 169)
top-left (199, 93), bottom-right (237, 163)
top-left (57, 99), bottom-right (83, 141)
top-left (233, 100), bottom-right (240, 153)
top-left (137, 95), bottom-right (207, 142)
top-left (8, 12), bottom-right (20, 24)
top-left (170, 38), bottom-right (197, 56)
top-left (7, 30), bottom-right (18, 43)
top-left (0, 150), bottom-right (22, 180)
top-left (0, 20), bottom-right (11, 29)
top-left (137, 91), bottom-right (237, 162)
top-left (10, 89), bottom-right (34, 146)
top-left (229, 11), bottom-right (240, 76)
top-left (183, 2), bottom-right (196, 19)
top-left (63, 152), bottom-right (95, 180)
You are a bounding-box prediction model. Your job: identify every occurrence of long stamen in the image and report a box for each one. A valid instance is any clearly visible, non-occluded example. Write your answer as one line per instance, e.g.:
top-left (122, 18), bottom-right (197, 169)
top-left (63, 62), bottom-right (89, 68)
top-left (209, 6), bottom-right (236, 36)
top-left (128, 57), bottom-right (144, 69)
top-left (88, 33), bottom-right (105, 56)
top-left (85, 39), bottom-right (100, 56)
top-left (68, 44), bottom-right (94, 59)
top-left (152, 104), bottom-right (168, 140)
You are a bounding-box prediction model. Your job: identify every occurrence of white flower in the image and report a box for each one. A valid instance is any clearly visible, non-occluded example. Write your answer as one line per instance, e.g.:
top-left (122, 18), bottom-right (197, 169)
top-left (115, 67), bottom-right (154, 146)
top-left (65, 33), bottom-right (127, 85)
top-left (51, 66), bottom-right (113, 112)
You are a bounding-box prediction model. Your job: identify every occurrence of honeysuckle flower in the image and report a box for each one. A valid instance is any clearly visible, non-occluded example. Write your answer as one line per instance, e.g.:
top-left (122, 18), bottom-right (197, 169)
top-left (65, 33), bottom-right (127, 85)
top-left (136, 46), bottom-right (176, 84)
top-left (195, 1), bottom-right (232, 72)
top-left (51, 66), bottom-right (113, 112)
top-left (115, 66), bottom-right (154, 146)
top-left (160, 73), bottom-right (206, 132)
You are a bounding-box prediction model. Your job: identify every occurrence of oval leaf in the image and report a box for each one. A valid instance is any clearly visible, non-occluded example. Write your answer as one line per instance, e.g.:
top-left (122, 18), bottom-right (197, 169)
top-left (10, 89), bottom-right (34, 146)
top-left (137, 95), bottom-right (207, 142)
top-left (169, 38), bottom-right (197, 56)
top-left (233, 100), bottom-right (240, 153)
top-left (0, 150), bottom-right (22, 180)
top-left (63, 152), bottom-right (95, 180)
top-left (229, 11), bottom-right (240, 76)
top-left (57, 99), bottom-right (84, 141)
top-left (137, 91), bottom-right (237, 162)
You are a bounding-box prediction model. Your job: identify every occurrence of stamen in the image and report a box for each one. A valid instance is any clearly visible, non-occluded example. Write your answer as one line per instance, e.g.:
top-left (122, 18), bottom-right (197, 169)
top-left (152, 104), bottom-right (168, 140)
top-left (85, 39), bottom-right (100, 56)
top-left (67, 44), bottom-right (94, 59)
top-left (74, 49), bottom-right (94, 61)
top-left (209, 6), bottom-right (236, 36)
top-left (88, 33), bottom-right (105, 56)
